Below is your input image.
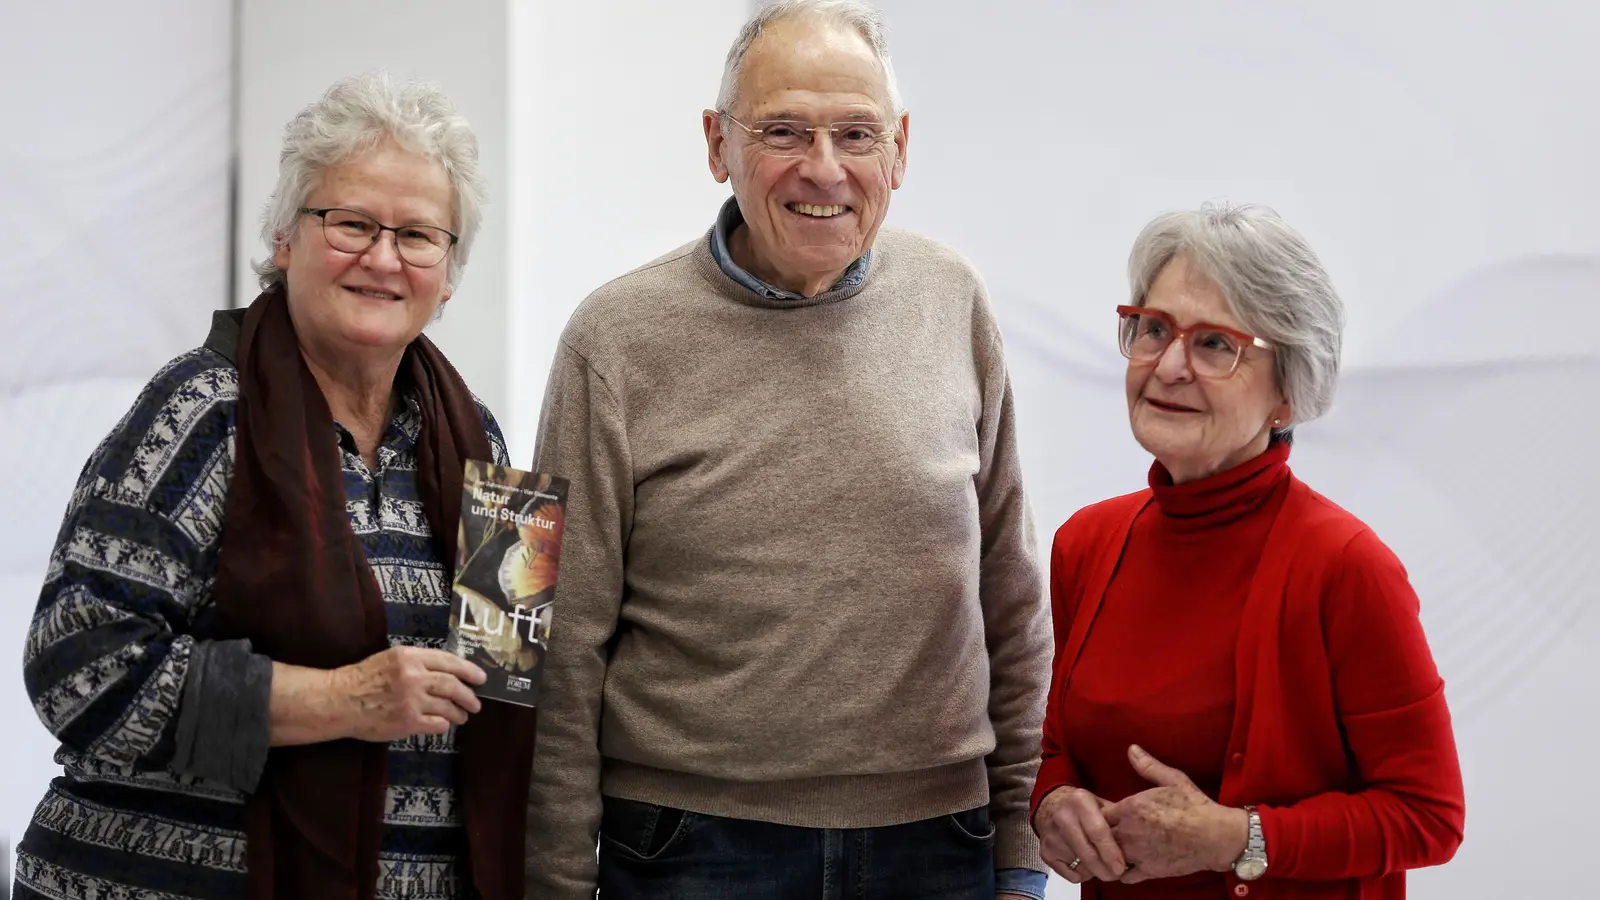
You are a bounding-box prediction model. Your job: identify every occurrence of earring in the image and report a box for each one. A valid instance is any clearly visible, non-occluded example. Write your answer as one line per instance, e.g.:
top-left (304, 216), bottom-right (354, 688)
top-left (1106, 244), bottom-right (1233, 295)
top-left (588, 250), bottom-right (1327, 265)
top-left (1271, 418), bottom-right (1281, 427)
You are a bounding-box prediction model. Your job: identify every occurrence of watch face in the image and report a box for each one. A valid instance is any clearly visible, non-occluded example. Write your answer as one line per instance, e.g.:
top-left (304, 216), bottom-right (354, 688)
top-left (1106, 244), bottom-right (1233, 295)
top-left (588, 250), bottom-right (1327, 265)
top-left (1235, 858), bottom-right (1267, 881)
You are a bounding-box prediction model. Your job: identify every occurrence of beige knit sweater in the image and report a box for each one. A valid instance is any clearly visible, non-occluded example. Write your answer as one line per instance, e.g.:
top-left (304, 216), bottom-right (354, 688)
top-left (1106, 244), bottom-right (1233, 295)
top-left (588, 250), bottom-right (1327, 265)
top-left (523, 226), bottom-right (1052, 898)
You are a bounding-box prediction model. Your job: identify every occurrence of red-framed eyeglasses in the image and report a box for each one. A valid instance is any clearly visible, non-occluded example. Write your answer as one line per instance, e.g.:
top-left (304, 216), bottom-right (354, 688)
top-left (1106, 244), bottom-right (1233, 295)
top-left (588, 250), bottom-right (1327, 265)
top-left (1116, 304), bottom-right (1273, 379)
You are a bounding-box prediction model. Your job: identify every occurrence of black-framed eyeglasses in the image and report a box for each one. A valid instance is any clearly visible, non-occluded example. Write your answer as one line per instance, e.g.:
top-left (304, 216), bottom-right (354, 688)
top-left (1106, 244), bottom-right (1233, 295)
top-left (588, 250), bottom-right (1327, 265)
top-left (718, 111), bottom-right (895, 157)
top-left (298, 207), bottom-right (458, 268)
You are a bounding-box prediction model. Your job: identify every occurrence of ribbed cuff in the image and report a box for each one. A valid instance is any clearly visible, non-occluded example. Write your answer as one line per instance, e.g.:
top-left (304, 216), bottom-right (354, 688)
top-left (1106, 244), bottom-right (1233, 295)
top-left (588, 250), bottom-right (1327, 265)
top-left (995, 807), bottom-right (1045, 871)
top-left (171, 638), bottom-right (272, 791)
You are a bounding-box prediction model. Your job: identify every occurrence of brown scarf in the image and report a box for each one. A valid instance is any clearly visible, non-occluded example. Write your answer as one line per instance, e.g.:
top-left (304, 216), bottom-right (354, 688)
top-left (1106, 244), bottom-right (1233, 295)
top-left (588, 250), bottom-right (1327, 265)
top-left (206, 287), bottom-right (536, 900)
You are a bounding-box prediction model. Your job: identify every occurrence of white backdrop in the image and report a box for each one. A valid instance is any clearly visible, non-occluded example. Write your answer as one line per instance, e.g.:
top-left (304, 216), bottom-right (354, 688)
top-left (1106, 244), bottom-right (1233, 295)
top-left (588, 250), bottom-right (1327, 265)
top-left (0, 0), bottom-right (234, 868)
top-left (505, 0), bottom-right (752, 456)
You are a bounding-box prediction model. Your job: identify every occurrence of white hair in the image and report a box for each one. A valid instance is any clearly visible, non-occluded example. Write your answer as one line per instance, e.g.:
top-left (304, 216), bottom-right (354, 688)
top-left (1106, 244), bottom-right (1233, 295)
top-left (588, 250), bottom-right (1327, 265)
top-left (254, 71), bottom-right (485, 292)
top-left (1126, 203), bottom-right (1347, 442)
top-left (716, 0), bottom-right (904, 118)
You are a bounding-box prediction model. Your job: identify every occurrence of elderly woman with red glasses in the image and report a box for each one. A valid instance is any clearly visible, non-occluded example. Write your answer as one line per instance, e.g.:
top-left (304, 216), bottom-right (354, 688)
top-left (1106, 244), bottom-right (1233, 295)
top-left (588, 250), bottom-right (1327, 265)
top-left (1030, 204), bottom-right (1465, 899)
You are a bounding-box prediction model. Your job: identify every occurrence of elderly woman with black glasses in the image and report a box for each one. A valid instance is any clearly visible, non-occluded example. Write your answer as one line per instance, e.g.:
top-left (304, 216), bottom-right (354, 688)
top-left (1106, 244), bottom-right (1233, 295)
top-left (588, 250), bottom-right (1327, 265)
top-left (15, 72), bottom-right (532, 900)
top-left (1030, 205), bottom-right (1465, 899)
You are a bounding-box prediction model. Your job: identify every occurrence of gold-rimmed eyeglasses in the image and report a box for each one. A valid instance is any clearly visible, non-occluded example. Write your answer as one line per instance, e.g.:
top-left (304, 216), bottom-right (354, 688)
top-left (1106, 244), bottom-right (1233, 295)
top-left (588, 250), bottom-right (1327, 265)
top-left (719, 111), bottom-right (895, 158)
top-left (299, 207), bottom-right (458, 269)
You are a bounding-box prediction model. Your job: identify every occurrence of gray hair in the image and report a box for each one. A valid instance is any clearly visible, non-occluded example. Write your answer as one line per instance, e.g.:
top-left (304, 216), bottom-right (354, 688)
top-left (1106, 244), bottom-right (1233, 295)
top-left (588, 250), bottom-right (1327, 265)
top-left (716, 0), bottom-right (904, 117)
top-left (254, 71), bottom-right (485, 292)
top-left (1127, 203), bottom-right (1346, 442)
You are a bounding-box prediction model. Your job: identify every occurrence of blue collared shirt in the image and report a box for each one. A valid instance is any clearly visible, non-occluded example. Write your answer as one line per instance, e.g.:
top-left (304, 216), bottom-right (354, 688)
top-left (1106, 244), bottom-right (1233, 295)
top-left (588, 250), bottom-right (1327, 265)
top-left (707, 197), bottom-right (872, 299)
top-left (706, 197), bottom-right (1050, 900)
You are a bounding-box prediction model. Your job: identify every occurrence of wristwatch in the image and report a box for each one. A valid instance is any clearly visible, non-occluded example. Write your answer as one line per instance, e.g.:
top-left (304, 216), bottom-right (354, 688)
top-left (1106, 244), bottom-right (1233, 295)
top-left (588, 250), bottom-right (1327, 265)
top-left (1232, 805), bottom-right (1268, 881)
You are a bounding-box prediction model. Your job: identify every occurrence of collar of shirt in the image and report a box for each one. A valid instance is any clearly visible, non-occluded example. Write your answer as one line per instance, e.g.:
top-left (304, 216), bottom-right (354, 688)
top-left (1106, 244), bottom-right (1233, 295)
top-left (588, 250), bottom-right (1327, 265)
top-left (708, 196), bottom-right (871, 301)
top-left (332, 390), bottom-right (424, 465)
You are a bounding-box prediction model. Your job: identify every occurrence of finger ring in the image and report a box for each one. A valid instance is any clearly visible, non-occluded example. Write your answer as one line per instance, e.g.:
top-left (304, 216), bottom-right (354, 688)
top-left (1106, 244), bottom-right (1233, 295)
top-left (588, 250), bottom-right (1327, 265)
top-left (1067, 858), bottom-right (1081, 871)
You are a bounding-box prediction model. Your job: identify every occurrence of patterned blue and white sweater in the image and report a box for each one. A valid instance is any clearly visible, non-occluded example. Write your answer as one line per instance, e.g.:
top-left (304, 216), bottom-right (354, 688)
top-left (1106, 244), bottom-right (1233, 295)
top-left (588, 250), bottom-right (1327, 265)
top-left (16, 346), bottom-right (509, 900)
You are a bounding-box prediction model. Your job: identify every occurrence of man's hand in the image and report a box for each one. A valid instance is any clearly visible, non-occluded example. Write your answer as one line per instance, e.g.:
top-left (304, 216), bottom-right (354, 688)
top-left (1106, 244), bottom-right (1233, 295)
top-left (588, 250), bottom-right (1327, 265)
top-left (1104, 745), bottom-right (1248, 884)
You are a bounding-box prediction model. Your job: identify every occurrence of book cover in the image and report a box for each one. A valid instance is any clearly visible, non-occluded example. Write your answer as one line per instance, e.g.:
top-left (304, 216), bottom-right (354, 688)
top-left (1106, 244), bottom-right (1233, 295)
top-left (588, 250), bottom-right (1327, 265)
top-left (446, 460), bottom-right (569, 708)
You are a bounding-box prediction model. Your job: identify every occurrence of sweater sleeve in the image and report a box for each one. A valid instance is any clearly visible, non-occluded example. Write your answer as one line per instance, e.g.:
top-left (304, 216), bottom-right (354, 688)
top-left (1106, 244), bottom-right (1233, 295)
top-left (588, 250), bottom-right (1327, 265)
top-left (22, 354), bottom-right (272, 793)
top-left (523, 340), bottom-right (634, 900)
top-left (1258, 529), bottom-right (1466, 880)
top-left (1030, 528), bottom-right (1086, 825)
top-left (973, 331), bottom-right (1053, 874)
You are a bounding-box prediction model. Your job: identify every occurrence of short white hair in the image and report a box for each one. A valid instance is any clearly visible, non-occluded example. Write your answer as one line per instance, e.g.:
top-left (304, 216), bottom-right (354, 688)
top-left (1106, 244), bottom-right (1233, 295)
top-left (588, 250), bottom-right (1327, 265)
top-left (254, 71), bottom-right (485, 292)
top-left (716, 0), bottom-right (904, 118)
top-left (1127, 203), bottom-right (1347, 441)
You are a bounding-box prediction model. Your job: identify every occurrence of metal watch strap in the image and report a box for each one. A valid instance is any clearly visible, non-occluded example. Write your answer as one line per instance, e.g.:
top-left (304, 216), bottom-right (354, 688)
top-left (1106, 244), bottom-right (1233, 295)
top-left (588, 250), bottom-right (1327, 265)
top-left (1232, 805), bottom-right (1268, 880)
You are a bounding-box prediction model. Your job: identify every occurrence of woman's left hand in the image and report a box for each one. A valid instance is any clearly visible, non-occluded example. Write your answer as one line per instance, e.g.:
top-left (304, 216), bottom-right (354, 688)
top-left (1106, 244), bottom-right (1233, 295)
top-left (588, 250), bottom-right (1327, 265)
top-left (1103, 745), bottom-right (1249, 884)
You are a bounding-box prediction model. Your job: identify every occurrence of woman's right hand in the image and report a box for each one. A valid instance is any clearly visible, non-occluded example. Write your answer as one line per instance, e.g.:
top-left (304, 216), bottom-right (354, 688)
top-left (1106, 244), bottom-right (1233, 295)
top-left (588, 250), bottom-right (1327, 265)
top-left (331, 646), bottom-right (487, 742)
top-left (1035, 785), bottom-right (1128, 884)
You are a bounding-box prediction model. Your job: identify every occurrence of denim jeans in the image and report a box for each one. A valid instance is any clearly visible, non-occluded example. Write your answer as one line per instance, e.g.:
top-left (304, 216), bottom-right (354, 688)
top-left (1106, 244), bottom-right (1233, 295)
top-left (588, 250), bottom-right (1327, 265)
top-left (597, 796), bottom-right (997, 900)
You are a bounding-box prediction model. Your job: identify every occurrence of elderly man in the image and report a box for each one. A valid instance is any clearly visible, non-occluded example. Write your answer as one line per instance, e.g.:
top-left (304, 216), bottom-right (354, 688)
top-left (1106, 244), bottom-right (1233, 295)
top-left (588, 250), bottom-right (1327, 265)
top-left (523, 2), bottom-right (1051, 898)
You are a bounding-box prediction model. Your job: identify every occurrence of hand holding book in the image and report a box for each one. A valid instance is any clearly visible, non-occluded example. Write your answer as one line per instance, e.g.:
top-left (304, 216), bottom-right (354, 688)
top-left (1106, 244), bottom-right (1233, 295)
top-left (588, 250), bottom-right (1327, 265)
top-left (332, 647), bottom-right (488, 739)
top-left (268, 647), bottom-right (487, 746)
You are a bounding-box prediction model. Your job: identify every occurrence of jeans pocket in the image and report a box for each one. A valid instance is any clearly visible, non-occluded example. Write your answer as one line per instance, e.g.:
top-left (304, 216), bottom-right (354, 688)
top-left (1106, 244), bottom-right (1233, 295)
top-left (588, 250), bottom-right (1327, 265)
top-left (599, 796), bottom-right (694, 861)
top-left (946, 806), bottom-right (996, 843)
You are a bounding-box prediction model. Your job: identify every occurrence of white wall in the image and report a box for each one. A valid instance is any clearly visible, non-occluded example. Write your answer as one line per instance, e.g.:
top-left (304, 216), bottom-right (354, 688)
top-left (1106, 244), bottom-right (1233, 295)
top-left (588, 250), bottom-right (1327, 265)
top-left (0, 0), bottom-right (234, 868)
top-left (235, 0), bottom-right (512, 418)
top-left (505, 0), bottom-right (752, 459)
top-left (869, 1), bottom-right (1599, 896)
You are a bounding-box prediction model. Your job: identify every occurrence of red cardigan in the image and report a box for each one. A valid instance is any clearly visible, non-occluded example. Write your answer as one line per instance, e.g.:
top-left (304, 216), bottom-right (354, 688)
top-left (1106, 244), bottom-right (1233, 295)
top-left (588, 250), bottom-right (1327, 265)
top-left (1031, 474), bottom-right (1465, 899)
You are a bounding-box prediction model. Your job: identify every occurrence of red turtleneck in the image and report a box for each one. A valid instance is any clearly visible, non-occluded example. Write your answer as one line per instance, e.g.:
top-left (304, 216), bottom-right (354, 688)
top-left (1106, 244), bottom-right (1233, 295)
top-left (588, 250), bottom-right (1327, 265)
top-left (1034, 440), bottom-right (1465, 899)
top-left (1060, 441), bottom-right (1291, 897)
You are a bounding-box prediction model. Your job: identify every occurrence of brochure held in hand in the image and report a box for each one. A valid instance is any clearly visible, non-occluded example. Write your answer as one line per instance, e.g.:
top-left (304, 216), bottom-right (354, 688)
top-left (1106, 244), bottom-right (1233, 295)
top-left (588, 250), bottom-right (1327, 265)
top-left (445, 460), bottom-right (569, 708)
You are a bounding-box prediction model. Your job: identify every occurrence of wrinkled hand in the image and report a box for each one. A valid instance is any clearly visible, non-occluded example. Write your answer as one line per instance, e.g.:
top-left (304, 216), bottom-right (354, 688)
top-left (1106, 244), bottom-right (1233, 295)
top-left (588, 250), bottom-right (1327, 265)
top-left (1104, 745), bottom-right (1247, 884)
top-left (1034, 785), bottom-right (1127, 884)
top-left (333, 646), bottom-right (486, 742)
